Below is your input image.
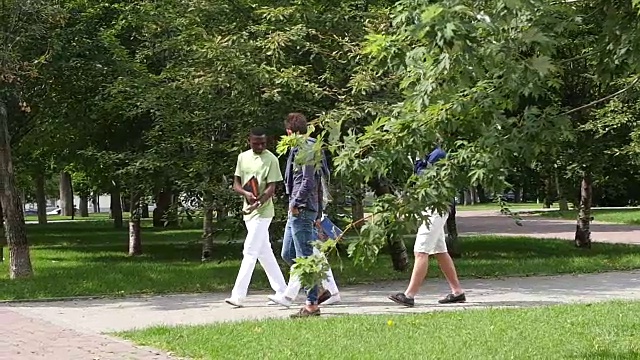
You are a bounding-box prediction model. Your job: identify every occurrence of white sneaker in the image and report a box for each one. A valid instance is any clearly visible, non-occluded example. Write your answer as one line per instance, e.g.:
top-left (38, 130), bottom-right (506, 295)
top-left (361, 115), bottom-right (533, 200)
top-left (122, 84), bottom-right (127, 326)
top-left (224, 297), bottom-right (243, 307)
top-left (267, 294), bottom-right (292, 308)
top-left (321, 294), bottom-right (342, 305)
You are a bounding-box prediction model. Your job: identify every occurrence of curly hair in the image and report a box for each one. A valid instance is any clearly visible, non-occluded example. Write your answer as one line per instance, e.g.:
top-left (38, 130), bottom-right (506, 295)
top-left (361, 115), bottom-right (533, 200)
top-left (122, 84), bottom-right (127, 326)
top-left (284, 112), bottom-right (308, 134)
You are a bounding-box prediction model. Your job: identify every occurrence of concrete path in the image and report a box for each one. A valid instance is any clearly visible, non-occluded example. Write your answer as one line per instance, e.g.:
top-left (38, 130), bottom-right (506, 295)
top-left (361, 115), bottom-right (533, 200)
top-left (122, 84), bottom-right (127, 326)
top-left (4, 271), bottom-right (640, 333)
top-left (2, 271), bottom-right (640, 359)
top-left (456, 210), bottom-right (640, 245)
top-left (5, 209), bottom-right (640, 359)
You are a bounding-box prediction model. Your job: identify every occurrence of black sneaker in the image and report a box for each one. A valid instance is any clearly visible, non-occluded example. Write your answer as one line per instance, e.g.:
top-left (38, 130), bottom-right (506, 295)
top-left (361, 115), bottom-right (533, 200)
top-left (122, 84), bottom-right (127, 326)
top-left (438, 293), bottom-right (466, 304)
top-left (388, 292), bottom-right (415, 307)
top-left (290, 307), bottom-right (321, 318)
top-left (318, 289), bottom-right (331, 304)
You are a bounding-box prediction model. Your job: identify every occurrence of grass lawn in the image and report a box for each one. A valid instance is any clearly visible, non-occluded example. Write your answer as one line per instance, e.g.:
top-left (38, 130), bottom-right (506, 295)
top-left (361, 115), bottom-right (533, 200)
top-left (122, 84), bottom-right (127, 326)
top-left (24, 212), bottom-right (126, 222)
top-left (1, 221), bottom-right (640, 301)
top-left (528, 208), bottom-right (640, 225)
top-left (118, 300), bottom-right (640, 360)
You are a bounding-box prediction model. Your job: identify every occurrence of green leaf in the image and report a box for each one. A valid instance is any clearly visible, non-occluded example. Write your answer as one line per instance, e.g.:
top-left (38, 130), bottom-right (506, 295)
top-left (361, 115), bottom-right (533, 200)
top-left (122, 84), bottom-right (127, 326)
top-left (521, 28), bottom-right (551, 44)
top-left (420, 5), bottom-right (444, 23)
top-left (503, 0), bottom-right (523, 9)
top-left (529, 55), bottom-right (555, 76)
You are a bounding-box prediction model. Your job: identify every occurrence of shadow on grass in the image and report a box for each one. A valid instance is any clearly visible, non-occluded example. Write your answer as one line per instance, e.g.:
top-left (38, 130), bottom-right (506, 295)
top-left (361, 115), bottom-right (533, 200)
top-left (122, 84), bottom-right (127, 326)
top-left (0, 257), bottom-right (266, 301)
top-left (4, 220), bottom-right (640, 300)
top-left (26, 221), bottom-right (244, 247)
top-left (29, 229), bottom-right (640, 268)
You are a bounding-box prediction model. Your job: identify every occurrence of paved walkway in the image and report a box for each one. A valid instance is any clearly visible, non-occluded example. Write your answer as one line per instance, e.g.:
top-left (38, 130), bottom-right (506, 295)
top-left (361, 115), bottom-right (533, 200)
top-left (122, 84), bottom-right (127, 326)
top-left (2, 270), bottom-right (640, 359)
top-left (5, 210), bottom-right (640, 359)
top-left (0, 308), bottom-right (177, 360)
top-left (456, 210), bottom-right (640, 245)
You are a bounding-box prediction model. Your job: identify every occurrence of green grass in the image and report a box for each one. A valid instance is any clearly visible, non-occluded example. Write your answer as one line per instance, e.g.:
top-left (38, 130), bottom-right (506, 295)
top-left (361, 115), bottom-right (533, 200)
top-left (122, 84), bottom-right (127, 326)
top-left (24, 212), bottom-right (126, 222)
top-left (118, 300), bottom-right (640, 359)
top-left (1, 221), bottom-right (640, 300)
top-left (528, 208), bottom-right (640, 225)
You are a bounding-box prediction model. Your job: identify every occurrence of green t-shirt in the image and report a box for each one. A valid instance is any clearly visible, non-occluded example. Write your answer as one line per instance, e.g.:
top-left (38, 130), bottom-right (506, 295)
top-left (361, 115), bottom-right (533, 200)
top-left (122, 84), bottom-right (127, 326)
top-left (234, 149), bottom-right (283, 221)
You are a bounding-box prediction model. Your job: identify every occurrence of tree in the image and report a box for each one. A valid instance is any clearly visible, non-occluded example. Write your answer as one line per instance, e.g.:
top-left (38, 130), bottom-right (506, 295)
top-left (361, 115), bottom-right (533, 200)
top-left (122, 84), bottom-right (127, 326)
top-left (0, 102), bottom-right (32, 277)
top-left (59, 171), bottom-right (73, 216)
top-left (1, 0), bottom-right (62, 277)
top-left (284, 0), bottom-right (640, 286)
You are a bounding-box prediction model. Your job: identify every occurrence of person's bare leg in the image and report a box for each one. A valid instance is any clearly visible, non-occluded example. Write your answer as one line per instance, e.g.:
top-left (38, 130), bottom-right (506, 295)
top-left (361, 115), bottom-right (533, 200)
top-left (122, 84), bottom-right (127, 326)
top-left (404, 252), bottom-right (429, 298)
top-left (435, 252), bottom-right (463, 295)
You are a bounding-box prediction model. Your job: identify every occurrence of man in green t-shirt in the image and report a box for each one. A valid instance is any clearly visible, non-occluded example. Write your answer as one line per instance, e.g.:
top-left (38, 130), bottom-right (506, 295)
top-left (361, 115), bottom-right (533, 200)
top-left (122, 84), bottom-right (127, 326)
top-left (225, 127), bottom-right (287, 307)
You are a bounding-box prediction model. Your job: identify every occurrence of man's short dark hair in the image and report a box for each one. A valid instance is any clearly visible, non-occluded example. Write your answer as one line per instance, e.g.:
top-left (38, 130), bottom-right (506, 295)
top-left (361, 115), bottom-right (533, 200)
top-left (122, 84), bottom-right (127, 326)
top-left (250, 127), bottom-right (267, 137)
top-left (285, 112), bottom-right (308, 134)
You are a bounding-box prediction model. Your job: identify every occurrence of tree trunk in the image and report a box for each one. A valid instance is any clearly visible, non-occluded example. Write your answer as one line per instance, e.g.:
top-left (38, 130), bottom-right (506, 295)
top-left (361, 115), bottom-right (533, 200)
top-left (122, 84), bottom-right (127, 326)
top-left (574, 172), bottom-right (592, 248)
top-left (514, 186), bottom-right (522, 203)
top-left (153, 187), bottom-right (173, 227)
top-left (141, 199), bottom-right (149, 218)
top-left (59, 171), bottom-right (73, 216)
top-left (369, 177), bottom-right (408, 272)
top-left (128, 192), bottom-right (142, 256)
top-left (0, 201), bottom-right (4, 262)
top-left (543, 176), bottom-right (554, 208)
top-left (92, 193), bottom-right (99, 213)
top-left (351, 185), bottom-right (365, 230)
top-left (216, 205), bottom-right (227, 221)
top-left (0, 102), bottom-right (33, 278)
top-left (34, 173), bottom-right (47, 224)
top-left (470, 186), bottom-right (479, 204)
top-left (121, 193), bottom-right (131, 212)
top-left (462, 189), bottom-right (469, 205)
top-left (445, 201), bottom-right (461, 258)
top-left (79, 195), bottom-right (89, 217)
top-left (201, 192), bottom-right (214, 262)
top-left (20, 190), bottom-right (26, 214)
top-left (477, 185), bottom-right (488, 203)
top-left (111, 186), bottom-right (123, 228)
top-left (556, 174), bottom-right (569, 211)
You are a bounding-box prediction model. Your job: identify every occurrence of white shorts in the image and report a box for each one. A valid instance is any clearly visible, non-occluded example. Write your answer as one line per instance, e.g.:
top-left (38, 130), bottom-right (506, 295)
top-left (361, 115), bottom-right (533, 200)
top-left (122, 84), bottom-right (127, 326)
top-left (414, 209), bottom-right (449, 255)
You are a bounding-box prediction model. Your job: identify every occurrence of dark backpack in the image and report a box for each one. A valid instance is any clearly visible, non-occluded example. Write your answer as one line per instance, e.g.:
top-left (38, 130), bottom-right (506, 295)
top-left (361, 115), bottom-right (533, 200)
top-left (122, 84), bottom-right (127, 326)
top-left (414, 147), bottom-right (447, 175)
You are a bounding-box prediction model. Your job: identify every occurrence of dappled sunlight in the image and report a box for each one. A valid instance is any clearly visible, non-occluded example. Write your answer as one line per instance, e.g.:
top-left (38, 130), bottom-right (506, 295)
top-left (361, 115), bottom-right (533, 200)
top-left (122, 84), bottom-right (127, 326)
top-left (2, 222), bottom-right (640, 301)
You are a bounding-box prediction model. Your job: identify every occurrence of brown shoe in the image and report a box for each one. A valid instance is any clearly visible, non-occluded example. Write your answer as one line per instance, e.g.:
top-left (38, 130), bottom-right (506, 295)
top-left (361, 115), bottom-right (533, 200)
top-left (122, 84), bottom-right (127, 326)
top-left (438, 293), bottom-right (466, 304)
top-left (290, 307), bottom-right (321, 318)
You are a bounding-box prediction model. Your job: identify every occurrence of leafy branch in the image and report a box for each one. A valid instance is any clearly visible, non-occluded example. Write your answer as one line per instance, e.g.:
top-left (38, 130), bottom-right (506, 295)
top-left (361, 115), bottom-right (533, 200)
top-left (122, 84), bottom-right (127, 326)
top-left (561, 76), bottom-right (640, 116)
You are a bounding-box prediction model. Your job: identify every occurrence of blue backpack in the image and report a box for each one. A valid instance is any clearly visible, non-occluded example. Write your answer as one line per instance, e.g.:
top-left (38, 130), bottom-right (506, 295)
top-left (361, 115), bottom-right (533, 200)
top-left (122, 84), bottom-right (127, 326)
top-left (414, 147), bottom-right (446, 175)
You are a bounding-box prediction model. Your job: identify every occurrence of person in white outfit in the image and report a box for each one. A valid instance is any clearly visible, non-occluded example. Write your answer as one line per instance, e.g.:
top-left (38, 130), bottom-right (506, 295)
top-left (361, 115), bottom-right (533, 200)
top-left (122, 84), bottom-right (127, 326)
top-left (225, 127), bottom-right (288, 307)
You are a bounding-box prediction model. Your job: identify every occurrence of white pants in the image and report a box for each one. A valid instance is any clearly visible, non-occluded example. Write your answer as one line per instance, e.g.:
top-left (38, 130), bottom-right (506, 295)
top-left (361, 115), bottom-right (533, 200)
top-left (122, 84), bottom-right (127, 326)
top-left (414, 209), bottom-right (449, 254)
top-left (231, 217), bottom-right (287, 299)
top-left (283, 247), bottom-right (339, 300)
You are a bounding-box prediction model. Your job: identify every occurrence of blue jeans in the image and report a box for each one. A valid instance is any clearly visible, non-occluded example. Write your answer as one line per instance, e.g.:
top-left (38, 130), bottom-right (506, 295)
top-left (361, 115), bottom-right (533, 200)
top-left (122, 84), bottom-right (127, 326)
top-left (281, 208), bottom-right (318, 304)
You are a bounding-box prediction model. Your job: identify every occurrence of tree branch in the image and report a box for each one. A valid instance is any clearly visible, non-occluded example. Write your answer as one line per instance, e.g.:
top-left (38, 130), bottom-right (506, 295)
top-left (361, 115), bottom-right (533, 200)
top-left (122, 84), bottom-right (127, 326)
top-left (558, 50), bottom-right (602, 64)
top-left (561, 76), bottom-right (640, 116)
